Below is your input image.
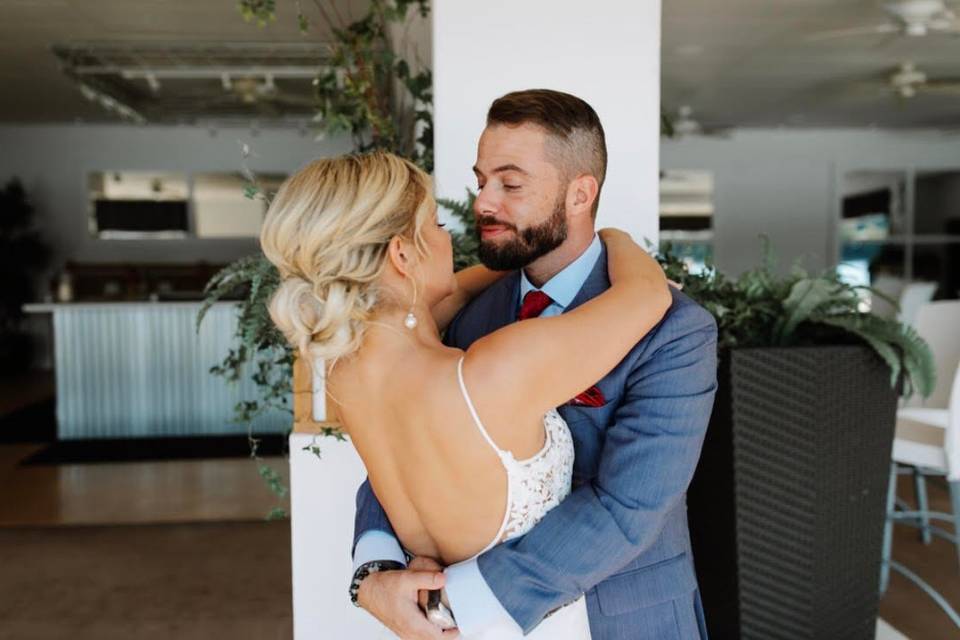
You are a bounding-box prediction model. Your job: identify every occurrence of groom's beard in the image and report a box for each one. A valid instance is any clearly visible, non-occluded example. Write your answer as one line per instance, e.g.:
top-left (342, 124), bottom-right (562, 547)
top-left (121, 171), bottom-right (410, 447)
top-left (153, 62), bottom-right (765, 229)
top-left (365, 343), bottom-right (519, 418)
top-left (476, 195), bottom-right (568, 271)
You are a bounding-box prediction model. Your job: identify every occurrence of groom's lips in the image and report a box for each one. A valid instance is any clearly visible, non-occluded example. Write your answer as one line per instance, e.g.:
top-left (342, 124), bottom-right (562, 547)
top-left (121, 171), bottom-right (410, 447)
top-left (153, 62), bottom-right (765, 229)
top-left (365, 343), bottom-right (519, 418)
top-left (479, 224), bottom-right (512, 240)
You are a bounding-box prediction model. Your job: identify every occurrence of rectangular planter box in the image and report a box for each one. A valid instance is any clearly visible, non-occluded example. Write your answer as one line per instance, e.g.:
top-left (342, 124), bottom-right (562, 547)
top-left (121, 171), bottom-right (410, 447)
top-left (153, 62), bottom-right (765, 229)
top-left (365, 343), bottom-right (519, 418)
top-left (687, 346), bottom-right (898, 639)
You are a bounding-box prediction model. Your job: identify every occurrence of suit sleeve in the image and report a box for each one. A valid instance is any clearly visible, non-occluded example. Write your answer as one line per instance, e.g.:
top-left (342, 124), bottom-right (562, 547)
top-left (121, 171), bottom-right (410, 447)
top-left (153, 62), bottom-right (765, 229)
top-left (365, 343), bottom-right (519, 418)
top-left (471, 305), bottom-right (718, 633)
top-left (351, 479), bottom-right (406, 567)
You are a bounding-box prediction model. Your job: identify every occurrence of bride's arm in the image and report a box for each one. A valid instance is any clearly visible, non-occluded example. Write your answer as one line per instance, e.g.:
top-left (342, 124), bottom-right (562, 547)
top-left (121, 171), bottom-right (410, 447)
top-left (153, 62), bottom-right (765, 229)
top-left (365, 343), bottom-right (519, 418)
top-left (464, 228), bottom-right (672, 419)
top-left (431, 264), bottom-right (508, 332)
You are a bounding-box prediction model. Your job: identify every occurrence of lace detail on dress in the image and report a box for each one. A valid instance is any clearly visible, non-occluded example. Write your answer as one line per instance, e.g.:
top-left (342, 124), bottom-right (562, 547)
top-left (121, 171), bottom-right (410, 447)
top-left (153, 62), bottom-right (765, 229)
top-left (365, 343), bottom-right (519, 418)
top-left (498, 407), bottom-right (575, 541)
top-left (456, 357), bottom-right (576, 552)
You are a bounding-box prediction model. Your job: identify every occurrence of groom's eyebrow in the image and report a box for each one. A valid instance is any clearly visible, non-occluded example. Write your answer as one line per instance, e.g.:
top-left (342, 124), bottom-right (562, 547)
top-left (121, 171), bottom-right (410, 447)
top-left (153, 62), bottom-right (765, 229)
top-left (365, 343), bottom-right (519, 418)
top-left (472, 164), bottom-right (530, 177)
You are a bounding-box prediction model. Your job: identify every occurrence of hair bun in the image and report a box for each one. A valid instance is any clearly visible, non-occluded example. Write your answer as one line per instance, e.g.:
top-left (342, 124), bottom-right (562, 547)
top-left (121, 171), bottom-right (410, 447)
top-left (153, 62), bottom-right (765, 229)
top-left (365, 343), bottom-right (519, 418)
top-left (259, 151), bottom-right (435, 364)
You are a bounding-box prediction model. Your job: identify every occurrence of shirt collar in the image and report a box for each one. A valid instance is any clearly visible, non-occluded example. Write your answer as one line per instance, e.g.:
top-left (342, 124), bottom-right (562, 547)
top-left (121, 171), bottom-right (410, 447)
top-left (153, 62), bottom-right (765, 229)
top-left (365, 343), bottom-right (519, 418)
top-left (519, 233), bottom-right (602, 310)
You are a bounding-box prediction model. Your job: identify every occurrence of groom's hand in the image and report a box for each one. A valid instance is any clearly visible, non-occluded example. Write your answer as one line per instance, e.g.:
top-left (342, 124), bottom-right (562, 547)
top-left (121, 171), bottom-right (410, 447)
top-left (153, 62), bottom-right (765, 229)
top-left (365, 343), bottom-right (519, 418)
top-left (409, 557), bottom-right (450, 611)
top-left (357, 562), bottom-right (459, 639)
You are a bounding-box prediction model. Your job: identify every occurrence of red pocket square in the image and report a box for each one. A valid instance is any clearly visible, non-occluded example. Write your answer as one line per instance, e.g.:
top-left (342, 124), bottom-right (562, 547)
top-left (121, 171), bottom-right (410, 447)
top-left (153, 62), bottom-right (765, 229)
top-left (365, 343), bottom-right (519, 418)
top-left (567, 385), bottom-right (606, 407)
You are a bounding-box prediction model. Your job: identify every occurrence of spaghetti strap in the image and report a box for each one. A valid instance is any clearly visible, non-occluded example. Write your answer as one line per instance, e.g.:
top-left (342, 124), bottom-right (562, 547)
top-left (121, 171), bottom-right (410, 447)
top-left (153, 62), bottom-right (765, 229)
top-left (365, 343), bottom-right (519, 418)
top-left (457, 356), bottom-right (505, 457)
top-left (457, 355), bottom-right (512, 554)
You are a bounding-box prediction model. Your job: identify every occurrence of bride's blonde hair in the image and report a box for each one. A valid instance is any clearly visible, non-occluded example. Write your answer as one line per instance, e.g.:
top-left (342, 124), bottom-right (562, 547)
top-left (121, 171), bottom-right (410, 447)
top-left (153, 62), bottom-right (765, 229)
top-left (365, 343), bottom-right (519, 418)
top-left (260, 151), bottom-right (435, 364)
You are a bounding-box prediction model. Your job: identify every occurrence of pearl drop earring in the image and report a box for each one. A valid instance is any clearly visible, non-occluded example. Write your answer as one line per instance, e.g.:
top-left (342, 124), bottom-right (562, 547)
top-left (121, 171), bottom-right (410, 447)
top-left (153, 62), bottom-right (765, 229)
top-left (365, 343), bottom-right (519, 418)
top-left (404, 274), bottom-right (418, 330)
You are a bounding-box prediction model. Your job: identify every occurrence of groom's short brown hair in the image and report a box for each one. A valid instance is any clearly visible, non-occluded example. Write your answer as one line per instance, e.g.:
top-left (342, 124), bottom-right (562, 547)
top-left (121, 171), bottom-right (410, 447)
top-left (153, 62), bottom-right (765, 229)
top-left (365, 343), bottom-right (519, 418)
top-left (487, 89), bottom-right (607, 216)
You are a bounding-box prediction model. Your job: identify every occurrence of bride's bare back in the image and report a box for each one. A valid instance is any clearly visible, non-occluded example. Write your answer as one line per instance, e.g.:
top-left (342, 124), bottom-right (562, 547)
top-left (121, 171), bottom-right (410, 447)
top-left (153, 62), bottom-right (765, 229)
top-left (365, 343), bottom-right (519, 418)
top-left (330, 344), bottom-right (550, 565)
top-left (328, 230), bottom-right (671, 566)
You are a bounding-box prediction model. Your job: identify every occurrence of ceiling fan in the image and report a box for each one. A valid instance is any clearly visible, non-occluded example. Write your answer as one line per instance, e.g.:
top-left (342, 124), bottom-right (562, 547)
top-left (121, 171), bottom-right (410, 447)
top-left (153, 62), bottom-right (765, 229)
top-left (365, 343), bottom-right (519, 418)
top-left (885, 61), bottom-right (960, 97)
top-left (808, 0), bottom-right (960, 41)
top-left (172, 74), bottom-right (318, 115)
top-left (662, 106), bottom-right (730, 139)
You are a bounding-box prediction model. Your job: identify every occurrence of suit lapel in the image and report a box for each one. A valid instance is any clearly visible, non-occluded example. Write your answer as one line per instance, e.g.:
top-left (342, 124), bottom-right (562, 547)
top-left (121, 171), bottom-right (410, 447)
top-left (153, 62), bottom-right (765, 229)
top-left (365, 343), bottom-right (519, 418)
top-left (564, 241), bottom-right (609, 313)
top-left (489, 270), bottom-right (521, 331)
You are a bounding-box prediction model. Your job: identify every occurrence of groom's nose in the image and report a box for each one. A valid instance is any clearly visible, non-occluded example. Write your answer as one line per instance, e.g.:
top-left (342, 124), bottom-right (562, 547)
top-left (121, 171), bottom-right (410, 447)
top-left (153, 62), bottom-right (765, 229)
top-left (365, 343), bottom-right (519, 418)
top-left (474, 185), bottom-right (500, 218)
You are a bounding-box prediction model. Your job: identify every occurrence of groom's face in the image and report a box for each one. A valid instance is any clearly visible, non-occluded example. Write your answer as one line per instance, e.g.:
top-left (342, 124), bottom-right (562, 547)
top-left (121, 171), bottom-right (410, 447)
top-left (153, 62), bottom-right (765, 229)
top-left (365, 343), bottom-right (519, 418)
top-left (472, 123), bottom-right (569, 271)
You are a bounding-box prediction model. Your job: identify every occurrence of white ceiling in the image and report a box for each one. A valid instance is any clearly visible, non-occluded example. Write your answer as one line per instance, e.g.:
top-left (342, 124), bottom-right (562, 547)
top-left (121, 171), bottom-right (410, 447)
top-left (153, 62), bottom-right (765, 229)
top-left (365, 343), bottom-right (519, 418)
top-left (1, 0), bottom-right (959, 128)
top-left (662, 0), bottom-right (960, 128)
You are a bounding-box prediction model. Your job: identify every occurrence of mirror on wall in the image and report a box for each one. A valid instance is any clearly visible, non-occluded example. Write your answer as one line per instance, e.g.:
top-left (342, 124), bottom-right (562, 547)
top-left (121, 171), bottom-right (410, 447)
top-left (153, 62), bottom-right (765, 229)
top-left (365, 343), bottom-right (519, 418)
top-left (88, 170), bottom-right (287, 240)
top-left (914, 170), bottom-right (960, 301)
top-left (838, 169), bottom-right (960, 316)
top-left (88, 171), bottom-right (190, 239)
top-left (837, 170), bottom-right (907, 314)
top-left (192, 172), bottom-right (286, 239)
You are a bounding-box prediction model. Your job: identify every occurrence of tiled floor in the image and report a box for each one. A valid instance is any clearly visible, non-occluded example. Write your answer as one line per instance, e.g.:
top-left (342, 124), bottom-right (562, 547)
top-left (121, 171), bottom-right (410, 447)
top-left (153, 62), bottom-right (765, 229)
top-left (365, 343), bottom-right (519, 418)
top-left (2, 441), bottom-right (956, 638)
top-left (879, 475), bottom-right (960, 640)
top-left (0, 371), bottom-right (957, 638)
top-left (0, 520), bottom-right (292, 640)
top-left (0, 444), bottom-right (288, 526)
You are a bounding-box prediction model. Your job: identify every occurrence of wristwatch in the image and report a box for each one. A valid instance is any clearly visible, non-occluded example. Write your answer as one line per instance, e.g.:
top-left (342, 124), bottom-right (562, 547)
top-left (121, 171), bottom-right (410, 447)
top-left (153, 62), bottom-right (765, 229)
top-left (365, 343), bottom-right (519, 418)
top-left (349, 560), bottom-right (405, 607)
top-left (425, 588), bottom-right (457, 630)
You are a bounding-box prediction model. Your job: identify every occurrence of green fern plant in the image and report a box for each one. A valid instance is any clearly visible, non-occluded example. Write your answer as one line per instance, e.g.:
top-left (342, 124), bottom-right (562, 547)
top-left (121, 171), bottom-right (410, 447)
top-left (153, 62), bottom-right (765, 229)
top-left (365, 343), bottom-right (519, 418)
top-left (438, 189), bottom-right (479, 270)
top-left (656, 238), bottom-right (935, 399)
top-left (196, 0), bottom-right (479, 516)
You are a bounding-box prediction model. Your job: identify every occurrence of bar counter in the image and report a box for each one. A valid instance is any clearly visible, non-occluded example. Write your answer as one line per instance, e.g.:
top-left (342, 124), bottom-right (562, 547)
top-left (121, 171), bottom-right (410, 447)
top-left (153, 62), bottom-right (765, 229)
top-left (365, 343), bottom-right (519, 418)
top-left (23, 301), bottom-right (289, 439)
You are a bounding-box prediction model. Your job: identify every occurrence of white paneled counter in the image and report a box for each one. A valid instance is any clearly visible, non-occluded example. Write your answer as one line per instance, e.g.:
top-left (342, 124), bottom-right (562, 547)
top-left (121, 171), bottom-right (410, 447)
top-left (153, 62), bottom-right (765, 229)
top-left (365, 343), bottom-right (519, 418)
top-left (24, 301), bottom-right (289, 439)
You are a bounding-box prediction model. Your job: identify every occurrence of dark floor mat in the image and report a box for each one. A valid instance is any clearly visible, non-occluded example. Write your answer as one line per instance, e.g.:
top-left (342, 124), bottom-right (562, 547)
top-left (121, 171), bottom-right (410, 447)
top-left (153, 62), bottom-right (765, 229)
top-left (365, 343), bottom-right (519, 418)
top-left (0, 397), bottom-right (56, 443)
top-left (21, 433), bottom-right (287, 465)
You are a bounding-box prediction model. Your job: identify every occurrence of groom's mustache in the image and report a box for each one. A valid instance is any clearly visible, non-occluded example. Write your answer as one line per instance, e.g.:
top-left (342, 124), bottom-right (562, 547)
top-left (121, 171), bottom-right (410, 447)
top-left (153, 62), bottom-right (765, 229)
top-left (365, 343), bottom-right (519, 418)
top-left (475, 215), bottom-right (518, 234)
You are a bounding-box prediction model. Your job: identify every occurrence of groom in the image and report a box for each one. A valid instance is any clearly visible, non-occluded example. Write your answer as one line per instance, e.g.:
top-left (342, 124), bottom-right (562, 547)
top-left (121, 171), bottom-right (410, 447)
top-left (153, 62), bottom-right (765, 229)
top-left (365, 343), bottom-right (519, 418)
top-left (352, 89), bottom-right (718, 639)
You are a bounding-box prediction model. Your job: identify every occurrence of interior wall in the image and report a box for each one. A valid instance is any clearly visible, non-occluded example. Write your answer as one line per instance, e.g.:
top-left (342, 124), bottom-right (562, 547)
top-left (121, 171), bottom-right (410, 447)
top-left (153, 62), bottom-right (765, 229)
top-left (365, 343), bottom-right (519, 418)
top-left (0, 123), bottom-right (350, 282)
top-left (661, 129), bottom-right (960, 276)
top-left (432, 0), bottom-right (662, 243)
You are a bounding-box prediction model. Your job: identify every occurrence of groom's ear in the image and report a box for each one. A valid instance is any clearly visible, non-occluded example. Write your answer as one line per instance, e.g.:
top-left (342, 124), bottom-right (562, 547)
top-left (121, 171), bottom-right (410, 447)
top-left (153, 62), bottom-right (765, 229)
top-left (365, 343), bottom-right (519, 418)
top-left (566, 174), bottom-right (600, 219)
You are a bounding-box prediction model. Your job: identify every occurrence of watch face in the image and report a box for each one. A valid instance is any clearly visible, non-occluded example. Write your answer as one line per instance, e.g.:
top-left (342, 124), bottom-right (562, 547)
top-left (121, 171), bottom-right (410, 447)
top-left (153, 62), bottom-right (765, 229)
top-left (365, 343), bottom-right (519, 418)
top-left (426, 605), bottom-right (457, 630)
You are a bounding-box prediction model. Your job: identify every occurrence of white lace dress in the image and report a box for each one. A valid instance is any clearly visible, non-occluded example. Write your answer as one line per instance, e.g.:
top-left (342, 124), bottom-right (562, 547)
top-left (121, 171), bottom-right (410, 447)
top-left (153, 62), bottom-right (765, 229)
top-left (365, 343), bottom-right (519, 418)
top-left (381, 357), bottom-right (591, 639)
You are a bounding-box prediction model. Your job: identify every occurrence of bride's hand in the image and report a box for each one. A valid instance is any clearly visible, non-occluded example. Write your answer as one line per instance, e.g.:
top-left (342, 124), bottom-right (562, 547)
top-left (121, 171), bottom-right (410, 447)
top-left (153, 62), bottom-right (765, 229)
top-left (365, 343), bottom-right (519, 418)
top-left (598, 227), bottom-right (681, 290)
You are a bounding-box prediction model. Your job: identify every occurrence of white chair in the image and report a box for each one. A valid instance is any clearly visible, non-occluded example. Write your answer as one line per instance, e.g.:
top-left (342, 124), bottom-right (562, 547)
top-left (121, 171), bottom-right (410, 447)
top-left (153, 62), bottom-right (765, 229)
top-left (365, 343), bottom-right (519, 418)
top-left (895, 301), bottom-right (960, 546)
top-left (880, 301), bottom-right (960, 629)
top-left (870, 274), bottom-right (905, 319)
top-left (897, 281), bottom-right (937, 328)
top-left (879, 361), bottom-right (960, 627)
top-left (902, 301), bottom-right (960, 412)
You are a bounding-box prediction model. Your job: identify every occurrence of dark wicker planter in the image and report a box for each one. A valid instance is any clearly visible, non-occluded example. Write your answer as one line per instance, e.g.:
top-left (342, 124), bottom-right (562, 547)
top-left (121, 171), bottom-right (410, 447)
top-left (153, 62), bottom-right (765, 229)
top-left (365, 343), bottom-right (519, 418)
top-left (687, 346), bottom-right (898, 640)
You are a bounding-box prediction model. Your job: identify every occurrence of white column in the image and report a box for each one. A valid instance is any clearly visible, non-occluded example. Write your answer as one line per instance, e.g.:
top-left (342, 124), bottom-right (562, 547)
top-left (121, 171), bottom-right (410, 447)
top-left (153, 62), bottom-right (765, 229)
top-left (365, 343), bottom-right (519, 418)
top-left (290, 434), bottom-right (387, 639)
top-left (290, 4), bottom-right (663, 638)
top-left (433, 0), bottom-right (662, 244)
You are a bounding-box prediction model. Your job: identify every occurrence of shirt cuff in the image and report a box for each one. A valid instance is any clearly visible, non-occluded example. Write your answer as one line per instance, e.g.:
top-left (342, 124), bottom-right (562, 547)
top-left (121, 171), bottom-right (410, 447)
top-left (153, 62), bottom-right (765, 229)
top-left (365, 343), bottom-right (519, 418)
top-left (352, 530), bottom-right (407, 572)
top-left (444, 557), bottom-right (522, 637)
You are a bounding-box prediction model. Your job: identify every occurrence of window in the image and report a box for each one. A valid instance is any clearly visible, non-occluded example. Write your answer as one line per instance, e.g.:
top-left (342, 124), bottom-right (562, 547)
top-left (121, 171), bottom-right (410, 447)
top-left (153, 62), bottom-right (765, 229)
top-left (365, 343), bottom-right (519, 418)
top-left (89, 171), bottom-right (190, 239)
top-left (838, 169), bottom-right (960, 314)
top-left (192, 172), bottom-right (286, 239)
top-left (659, 169), bottom-right (713, 274)
top-left (88, 171), bottom-right (287, 240)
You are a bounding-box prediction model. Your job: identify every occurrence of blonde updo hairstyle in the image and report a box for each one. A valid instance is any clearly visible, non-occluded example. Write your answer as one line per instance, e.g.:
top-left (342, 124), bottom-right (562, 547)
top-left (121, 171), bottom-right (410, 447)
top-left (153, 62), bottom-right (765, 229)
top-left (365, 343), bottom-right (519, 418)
top-left (260, 151), bottom-right (435, 366)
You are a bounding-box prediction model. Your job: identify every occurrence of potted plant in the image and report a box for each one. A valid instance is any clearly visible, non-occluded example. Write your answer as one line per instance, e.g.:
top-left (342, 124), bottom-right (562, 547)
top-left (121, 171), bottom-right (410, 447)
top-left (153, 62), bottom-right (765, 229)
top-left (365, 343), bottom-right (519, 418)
top-left (658, 241), bottom-right (934, 640)
top-left (0, 178), bottom-right (51, 376)
top-left (198, 0), bottom-right (485, 516)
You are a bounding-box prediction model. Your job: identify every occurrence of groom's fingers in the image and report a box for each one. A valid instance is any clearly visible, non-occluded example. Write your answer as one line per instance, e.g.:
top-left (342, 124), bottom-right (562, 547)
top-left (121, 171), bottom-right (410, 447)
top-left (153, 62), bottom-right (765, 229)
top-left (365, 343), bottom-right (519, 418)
top-left (404, 569), bottom-right (445, 592)
top-left (408, 556), bottom-right (444, 572)
top-left (401, 613), bottom-right (455, 640)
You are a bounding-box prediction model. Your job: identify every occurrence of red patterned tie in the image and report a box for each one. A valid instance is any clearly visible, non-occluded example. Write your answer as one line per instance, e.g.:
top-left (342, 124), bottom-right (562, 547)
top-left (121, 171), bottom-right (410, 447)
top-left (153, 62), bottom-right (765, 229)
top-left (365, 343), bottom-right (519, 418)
top-left (518, 290), bottom-right (553, 320)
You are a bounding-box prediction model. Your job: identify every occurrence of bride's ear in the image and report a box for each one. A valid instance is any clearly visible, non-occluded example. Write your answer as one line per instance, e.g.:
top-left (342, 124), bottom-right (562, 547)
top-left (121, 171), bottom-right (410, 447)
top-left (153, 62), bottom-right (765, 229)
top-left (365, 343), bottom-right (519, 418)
top-left (386, 235), bottom-right (414, 276)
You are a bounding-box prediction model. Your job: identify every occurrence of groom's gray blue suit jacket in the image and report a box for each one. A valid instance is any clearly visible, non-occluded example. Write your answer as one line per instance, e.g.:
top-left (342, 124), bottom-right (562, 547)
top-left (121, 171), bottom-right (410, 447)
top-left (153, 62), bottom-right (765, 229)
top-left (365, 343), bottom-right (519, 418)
top-left (354, 244), bottom-right (718, 639)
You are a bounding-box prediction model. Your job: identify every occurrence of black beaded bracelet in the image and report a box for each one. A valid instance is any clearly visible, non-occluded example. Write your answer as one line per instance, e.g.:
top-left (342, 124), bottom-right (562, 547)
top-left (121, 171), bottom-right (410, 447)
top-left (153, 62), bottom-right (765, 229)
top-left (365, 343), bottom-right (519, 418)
top-left (349, 560), bottom-right (405, 607)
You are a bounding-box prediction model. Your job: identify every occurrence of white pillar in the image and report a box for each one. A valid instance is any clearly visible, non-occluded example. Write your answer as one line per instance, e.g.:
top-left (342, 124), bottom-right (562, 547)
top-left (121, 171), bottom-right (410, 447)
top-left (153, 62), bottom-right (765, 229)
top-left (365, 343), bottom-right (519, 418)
top-left (290, 434), bottom-right (388, 639)
top-left (433, 0), bottom-right (662, 245)
top-left (290, 4), bottom-right (663, 638)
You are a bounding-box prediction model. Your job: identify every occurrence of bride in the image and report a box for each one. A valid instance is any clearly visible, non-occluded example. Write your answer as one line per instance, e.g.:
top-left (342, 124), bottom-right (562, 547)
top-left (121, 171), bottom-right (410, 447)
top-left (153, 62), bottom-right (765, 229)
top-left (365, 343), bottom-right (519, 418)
top-left (260, 151), bottom-right (671, 639)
